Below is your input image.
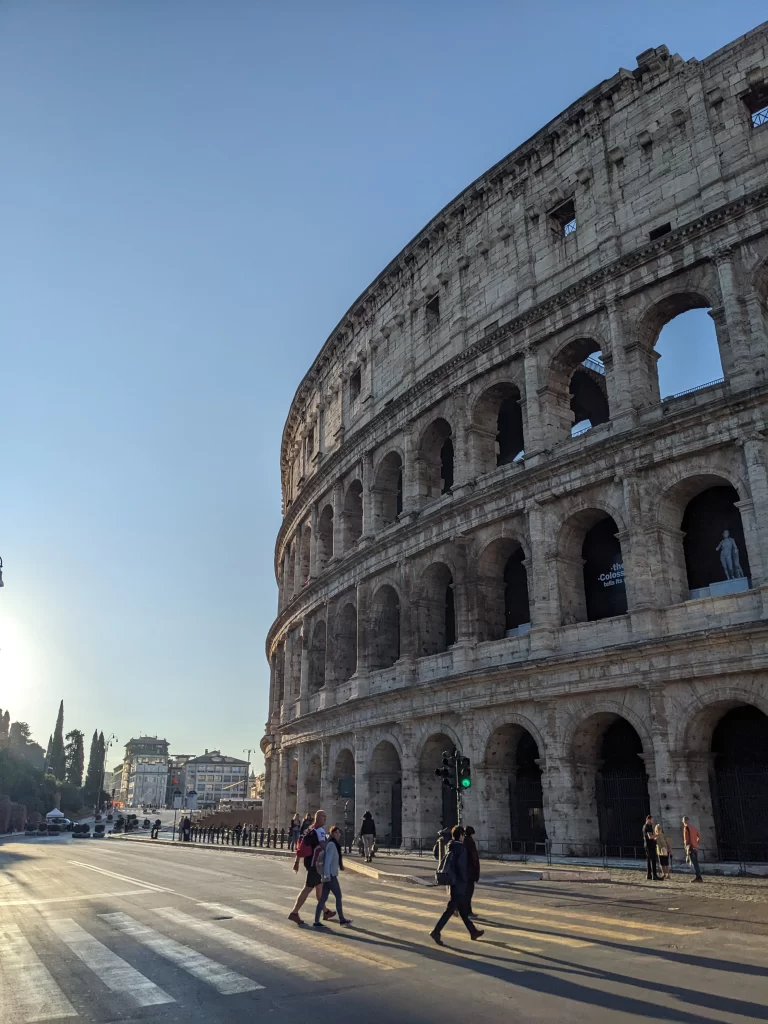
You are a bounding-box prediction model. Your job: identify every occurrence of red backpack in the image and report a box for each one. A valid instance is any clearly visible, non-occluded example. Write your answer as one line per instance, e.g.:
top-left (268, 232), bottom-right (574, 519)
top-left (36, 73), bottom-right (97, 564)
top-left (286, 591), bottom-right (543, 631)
top-left (295, 828), bottom-right (316, 860)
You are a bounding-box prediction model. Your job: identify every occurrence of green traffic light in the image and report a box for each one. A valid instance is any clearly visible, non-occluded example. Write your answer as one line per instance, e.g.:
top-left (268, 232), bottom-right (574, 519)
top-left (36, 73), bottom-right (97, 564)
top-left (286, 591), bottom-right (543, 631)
top-left (460, 777), bottom-right (471, 788)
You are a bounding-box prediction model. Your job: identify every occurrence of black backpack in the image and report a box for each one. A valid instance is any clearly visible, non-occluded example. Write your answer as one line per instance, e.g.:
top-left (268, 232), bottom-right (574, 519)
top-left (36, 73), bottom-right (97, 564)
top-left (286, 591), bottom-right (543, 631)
top-left (435, 846), bottom-right (458, 886)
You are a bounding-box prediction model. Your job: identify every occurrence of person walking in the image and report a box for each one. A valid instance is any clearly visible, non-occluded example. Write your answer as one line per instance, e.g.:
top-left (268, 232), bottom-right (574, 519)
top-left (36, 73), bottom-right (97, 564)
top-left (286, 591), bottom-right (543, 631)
top-left (464, 826), bottom-right (481, 918)
top-left (300, 812), bottom-right (313, 836)
top-left (642, 815), bottom-right (661, 880)
top-left (654, 824), bottom-right (672, 880)
top-left (359, 811), bottom-right (376, 862)
top-left (314, 825), bottom-right (352, 927)
top-left (289, 810), bottom-right (337, 925)
top-left (288, 813), bottom-right (301, 852)
top-left (682, 816), bottom-right (703, 882)
top-left (429, 825), bottom-right (484, 945)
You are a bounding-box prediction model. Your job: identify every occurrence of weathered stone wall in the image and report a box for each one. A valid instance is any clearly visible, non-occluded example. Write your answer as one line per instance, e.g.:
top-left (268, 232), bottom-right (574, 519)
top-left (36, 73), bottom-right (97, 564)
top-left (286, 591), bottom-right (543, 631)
top-left (262, 24), bottom-right (768, 859)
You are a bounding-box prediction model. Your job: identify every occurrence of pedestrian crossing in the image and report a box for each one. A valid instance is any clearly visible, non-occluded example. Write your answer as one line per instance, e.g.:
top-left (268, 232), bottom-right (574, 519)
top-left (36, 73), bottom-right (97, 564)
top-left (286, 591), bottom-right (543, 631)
top-left (0, 882), bottom-right (703, 1022)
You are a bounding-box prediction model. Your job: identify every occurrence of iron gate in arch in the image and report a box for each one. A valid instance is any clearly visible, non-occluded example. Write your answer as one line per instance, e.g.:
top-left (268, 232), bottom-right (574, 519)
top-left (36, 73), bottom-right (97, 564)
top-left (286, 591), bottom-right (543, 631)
top-left (508, 772), bottom-right (547, 844)
top-left (596, 770), bottom-right (650, 854)
top-left (711, 767), bottom-right (768, 862)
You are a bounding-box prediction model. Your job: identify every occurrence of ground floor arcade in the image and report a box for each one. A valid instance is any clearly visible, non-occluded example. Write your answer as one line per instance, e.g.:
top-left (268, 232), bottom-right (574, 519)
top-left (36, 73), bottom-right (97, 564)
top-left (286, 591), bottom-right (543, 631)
top-left (263, 680), bottom-right (768, 862)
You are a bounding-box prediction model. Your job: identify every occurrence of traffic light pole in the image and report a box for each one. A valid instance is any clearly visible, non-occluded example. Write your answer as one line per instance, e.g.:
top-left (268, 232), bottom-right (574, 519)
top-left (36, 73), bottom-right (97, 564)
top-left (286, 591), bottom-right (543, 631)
top-left (454, 753), bottom-right (462, 826)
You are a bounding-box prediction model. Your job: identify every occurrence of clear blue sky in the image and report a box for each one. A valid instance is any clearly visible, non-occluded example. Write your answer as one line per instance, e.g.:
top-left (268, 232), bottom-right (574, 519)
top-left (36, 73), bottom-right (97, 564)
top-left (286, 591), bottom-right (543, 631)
top-left (0, 2), bottom-right (761, 771)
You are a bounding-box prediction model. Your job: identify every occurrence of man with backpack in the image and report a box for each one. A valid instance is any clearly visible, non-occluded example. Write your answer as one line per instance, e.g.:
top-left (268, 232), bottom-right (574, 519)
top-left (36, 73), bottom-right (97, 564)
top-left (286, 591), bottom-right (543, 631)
top-left (288, 809), bottom-right (337, 926)
top-left (429, 825), bottom-right (484, 945)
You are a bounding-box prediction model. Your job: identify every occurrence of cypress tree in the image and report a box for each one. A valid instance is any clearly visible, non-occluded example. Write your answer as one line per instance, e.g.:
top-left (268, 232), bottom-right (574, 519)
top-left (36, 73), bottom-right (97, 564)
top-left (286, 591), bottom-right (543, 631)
top-left (65, 730), bottom-right (85, 787)
top-left (83, 730), bottom-right (100, 800)
top-left (49, 701), bottom-right (66, 781)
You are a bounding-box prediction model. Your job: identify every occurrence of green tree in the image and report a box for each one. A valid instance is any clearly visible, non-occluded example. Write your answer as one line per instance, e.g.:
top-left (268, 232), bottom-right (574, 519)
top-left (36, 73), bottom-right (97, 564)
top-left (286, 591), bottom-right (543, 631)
top-left (49, 701), bottom-right (66, 781)
top-left (8, 722), bottom-right (31, 748)
top-left (83, 730), bottom-right (100, 802)
top-left (64, 730), bottom-right (84, 787)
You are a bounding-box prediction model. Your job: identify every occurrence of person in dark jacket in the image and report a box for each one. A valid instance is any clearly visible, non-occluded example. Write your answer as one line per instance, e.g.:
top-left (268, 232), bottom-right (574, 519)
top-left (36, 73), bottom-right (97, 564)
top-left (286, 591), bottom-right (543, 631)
top-left (359, 811), bottom-right (376, 862)
top-left (430, 826), bottom-right (484, 944)
top-left (464, 826), bottom-right (481, 918)
top-left (643, 814), bottom-right (661, 881)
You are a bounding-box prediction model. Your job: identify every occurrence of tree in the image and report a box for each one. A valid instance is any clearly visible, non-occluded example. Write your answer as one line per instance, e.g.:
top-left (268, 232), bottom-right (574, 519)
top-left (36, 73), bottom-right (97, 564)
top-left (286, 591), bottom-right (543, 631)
top-left (45, 734), bottom-right (53, 765)
top-left (64, 730), bottom-right (84, 787)
top-left (0, 710), bottom-right (9, 746)
top-left (8, 722), bottom-right (31, 748)
top-left (49, 701), bottom-right (66, 781)
top-left (83, 730), bottom-right (100, 801)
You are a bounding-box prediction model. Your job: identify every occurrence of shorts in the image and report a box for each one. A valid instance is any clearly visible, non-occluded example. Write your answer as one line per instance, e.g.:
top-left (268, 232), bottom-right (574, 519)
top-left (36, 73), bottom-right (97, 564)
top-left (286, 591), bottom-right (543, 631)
top-left (305, 866), bottom-right (322, 888)
top-left (658, 855), bottom-right (669, 867)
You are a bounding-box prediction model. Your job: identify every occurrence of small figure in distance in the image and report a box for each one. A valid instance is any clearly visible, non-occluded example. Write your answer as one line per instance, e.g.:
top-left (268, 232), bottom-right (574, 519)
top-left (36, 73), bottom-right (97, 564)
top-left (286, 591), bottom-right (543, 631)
top-left (642, 815), bottom-right (661, 881)
top-left (430, 825), bottom-right (484, 945)
top-left (682, 816), bottom-right (704, 882)
top-left (359, 811), bottom-right (376, 863)
top-left (463, 826), bottom-right (481, 918)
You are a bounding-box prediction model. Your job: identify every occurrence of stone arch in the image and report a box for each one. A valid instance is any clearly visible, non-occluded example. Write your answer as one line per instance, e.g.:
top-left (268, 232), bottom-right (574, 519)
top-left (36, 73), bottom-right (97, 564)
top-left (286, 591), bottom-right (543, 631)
top-left (417, 731), bottom-right (460, 839)
top-left (548, 336), bottom-right (608, 444)
top-left (273, 641), bottom-right (285, 704)
top-left (334, 601), bottom-right (358, 683)
top-left (297, 525), bottom-right (312, 587)
top-left (569, 710), bottom-right (651, 852)
top-left (317, 504), bottom-right (334, 570)
top-left (368, 740), bottom-right (403, 843)
top-left (417, 417), bottom-right (454, 499)
top-left (370, 583), bottom-right (401, 670)
top-left (304, 753), bottom-right (322, 817)
top-left (657, 472), bottom-right (751, 603)
top-left (286, 752), bottom-right (298, 816)
top-left (308, 618), bottom-right (326, 693)
top-left (417, 561), bottom-right (456, 656)
top-left (483, 722), bottom-right (546, 852)
top-left (343, 480), bottom-right (363, 550)
top-left (475, 536), bottom-right (531, 641)
top-left (372, 450), bottom-right (403, 529)
top-left (557, 507), bottom-right (627, 624)
top-left (330, 747), bottom-right (355, 832)
top-left (470, 380), bottom-right (525, 475)
top-left (285, 542), bottom-right (296, 599)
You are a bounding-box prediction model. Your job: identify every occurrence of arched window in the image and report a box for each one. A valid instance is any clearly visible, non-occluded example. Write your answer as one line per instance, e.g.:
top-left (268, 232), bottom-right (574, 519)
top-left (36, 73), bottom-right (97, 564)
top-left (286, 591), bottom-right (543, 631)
top-left (335, 603), bottom-right (358, 683)
top-left (317, 504), bottom-right (334, 570)
top-left (418, 419), bottom-right (453, 500)
top-left (298, 526), bottom-right (312, 586)
top-left (582, 516), bottom-right (627, 621)
top-left (471, 383), bottom-right (525, 475)
top-left (308, 620), bottom-right (326, 693)
top-left (504, 548), bottom-right (531, 634)
top-left (475, 538), bottom-right (530, 641)
top-left (550, 340), bottom-right (609, 443)
top-left (497, 396), bottom-right (525, 465)
top-left (343, 481), bottom-right (363, 550)
top-left (370, 585), bottom-right (400, 670)
top-left (710, 705), bottom-right (768, 861)
top-left (682, 485), bottom-right (750, 597)
top-left (656, 307), bottom-right (723, 400)
top-left (419, 562), bottom-right (456, 656)
top-left (372, 452), bottom-right (403, 529)
top-left (274, 642), bottom-right (285, 703)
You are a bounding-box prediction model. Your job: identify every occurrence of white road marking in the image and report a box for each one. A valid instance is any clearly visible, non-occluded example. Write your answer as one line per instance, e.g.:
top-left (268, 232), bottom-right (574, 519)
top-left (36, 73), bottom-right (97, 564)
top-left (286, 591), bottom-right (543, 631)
top-left (0, 889), bottom-right (150, 907)
top-left (48, 918), bottom-right (174, 1006)
top-left (0, 923), bottom-right (78, 1022)
top-left (100, 913), bottom-right (262, 995)
top-left (156, 906), bottom-right (338, 981)
top-left (66, 860), bottom-right (172, 892)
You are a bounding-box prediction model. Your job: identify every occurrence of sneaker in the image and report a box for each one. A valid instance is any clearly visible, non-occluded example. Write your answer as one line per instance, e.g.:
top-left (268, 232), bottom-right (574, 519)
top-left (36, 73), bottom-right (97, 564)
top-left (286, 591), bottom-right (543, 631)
top-left (339, 918), bottom-right (353, 926)
top-left (312, 921), bottom-right (326, 928)
top-left (692, 876), bottom-right (703, 883)
top-left (323, 909), bottom-right (337, 920)
top-left (429, 930), bottom-right (444, 946)
top-left (288, 912), bottom-right (304, 926)
top-left (471, 930), bottom-right (485, 941)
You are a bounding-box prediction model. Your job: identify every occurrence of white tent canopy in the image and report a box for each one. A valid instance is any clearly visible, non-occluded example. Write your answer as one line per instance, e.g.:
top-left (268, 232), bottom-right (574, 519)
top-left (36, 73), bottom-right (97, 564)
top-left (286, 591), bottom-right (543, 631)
top-left (45, 808), bottom-right (66, 819)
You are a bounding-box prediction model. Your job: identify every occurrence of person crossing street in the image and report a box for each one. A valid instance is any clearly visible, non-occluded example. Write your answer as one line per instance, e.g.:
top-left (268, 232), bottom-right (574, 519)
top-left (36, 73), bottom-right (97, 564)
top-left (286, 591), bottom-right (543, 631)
top-left (429, 825), bottom-right (484, 944)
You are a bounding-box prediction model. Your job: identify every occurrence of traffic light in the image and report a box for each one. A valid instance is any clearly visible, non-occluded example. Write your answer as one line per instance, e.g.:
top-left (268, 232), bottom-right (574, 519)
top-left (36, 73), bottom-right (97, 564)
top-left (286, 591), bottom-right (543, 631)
top-left (457, 756), bottom-right (471, 789)
top-left (434, 751), bottom-right (456, 789)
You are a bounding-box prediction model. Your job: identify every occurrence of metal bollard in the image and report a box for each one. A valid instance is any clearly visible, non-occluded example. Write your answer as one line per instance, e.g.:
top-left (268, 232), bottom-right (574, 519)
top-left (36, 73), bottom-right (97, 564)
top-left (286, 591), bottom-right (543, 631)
top-left (259, 828), bottom-right (264, 847)
top-left (279, 828), bottom-right (285, 848)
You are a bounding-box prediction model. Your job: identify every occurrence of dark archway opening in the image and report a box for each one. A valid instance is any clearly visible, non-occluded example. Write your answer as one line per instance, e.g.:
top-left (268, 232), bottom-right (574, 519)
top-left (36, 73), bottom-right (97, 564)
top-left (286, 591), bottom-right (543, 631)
top-left (335, 604), bottom-right (358, 683)
top-left (570, 354), bottom-right (609, 434)
top-left (371, 586), bottom-right (400, 670)
top-left (343, 481), bottom-right (363, 550)
top-left (373, 452), bottom-right (404, 529)
top-left (445, 582), bottom-right (456, 648)
top-left (497, 396), bottom-right (525, 465)
top-left (369, 741), bottom-right (402, 846)
top-left (504, 548), bottom-right (530, 632)
top-left (596, 719), bottom-right (649, 852)
top-left (710, 705), bottom-right (768, 861)
top-left (308, 620), bottom-right (326, 693)
top-left (509, 731), bottom-right (546, 845)
top-left (582, 516), bottom-right (627, 621)
top-left (441, 438), bottom-right (454, 493)
top-left (683, 485), bottom-right (750, 594)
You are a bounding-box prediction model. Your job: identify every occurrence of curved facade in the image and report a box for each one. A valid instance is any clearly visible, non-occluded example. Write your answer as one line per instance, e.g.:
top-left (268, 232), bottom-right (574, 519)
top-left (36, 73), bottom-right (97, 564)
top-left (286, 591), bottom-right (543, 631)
top-left (262, 25), bottom-right (768, 860)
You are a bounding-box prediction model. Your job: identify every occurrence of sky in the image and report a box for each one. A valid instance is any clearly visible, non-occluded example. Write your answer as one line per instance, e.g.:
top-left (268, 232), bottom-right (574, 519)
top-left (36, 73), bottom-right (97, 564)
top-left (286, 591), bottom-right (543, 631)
top-left (0, 1), bottom-right (762, 773)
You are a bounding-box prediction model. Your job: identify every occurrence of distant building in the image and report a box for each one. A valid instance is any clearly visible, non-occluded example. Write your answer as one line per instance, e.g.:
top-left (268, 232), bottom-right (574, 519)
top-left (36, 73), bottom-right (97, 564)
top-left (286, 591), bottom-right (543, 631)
top-left (249, 773), bottom-right (265, 800)
top-left (108, 762), bottom-right (123, 803)
top-left (166, 754), bottom-right (196, 807)
top-left (119, 737), bottom-right (169, 807)
top-left (184, 751), bottom-right (249, 809)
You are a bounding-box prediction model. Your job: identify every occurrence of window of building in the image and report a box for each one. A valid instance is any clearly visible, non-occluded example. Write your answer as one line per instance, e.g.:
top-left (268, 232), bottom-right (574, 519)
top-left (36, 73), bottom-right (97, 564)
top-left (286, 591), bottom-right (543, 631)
top-left (551, 198), bottom-right (576, 238)
top-left (426, 294), bottom-right (440, 328)
top-left (307, 426), bottom-right (314, 451)
top-left (649, 223), bottom-right (671, 241)
top-left (350, 368), bottom-right (361, 401)
top-left (744, 84), bottom-right (768, 128)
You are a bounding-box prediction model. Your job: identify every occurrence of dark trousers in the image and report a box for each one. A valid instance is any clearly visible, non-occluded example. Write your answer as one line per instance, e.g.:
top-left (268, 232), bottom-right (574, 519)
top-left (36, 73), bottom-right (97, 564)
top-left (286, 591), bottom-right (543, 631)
top-left (467, 880), bottom-right (476, 914)
top-left (689, 847), bottom-right (703, 879)
top-left (645, 842), bottom-right (660, 879)
top-left (434, 891), bottom-right (477, 937)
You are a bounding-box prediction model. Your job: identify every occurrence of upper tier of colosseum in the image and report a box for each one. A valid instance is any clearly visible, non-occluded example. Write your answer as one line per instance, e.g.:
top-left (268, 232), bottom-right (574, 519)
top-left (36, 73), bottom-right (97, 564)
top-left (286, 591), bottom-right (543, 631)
top-left (277, 22), bottom-right (768, 557)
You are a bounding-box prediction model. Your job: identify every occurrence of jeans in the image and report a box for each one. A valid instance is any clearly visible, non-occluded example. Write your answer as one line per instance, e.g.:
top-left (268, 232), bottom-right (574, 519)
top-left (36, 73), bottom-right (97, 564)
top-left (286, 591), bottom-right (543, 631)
top-left (315, 876), bottom-right (344, 923)
top-left (688, 846), bottom-right (702, 879)
top-left (288, 829), bottom-right (299, 851)
top-left (645, 843), bottom-right (660, 879)
top-left (434, 891), bottom-right (477, 937)
top-left (362, 834), bottom-right (375, 860)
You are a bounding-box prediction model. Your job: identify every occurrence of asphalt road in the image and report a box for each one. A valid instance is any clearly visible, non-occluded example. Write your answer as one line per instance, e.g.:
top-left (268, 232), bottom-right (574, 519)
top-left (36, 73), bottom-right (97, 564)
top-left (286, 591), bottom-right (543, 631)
top-left (1, 837), bottom-right (767, 1024)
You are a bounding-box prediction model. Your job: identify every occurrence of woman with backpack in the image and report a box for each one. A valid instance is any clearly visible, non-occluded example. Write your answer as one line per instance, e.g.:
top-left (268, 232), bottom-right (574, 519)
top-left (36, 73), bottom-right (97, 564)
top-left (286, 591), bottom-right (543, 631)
top-left (429, 825), bottom-right (484, 945)
top-left (314, 825), bottom-right (352, 927)
top-left (288, 810), bottom-right (337, 926)
top-left (359, 811), bottom-right (376, 862)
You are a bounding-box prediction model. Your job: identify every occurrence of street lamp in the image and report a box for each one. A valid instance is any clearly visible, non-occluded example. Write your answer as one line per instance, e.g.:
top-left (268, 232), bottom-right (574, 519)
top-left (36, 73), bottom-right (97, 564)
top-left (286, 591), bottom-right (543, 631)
top-left (0, 556), bottom-right (5, 587)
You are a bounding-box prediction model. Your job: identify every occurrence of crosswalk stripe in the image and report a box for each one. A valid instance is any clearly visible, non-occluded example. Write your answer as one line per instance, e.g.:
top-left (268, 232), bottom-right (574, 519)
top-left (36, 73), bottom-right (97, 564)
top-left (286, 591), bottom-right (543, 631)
top-left (0, 923), bottom-right (77, 1022)
top-left (341, 902), bottom-right (583, 950)
top-left (156, 906), bottom-right (338, 981)
top-left (0, 890), bottom-right (151, 907)
top-left (66, 861), bottom-right (171, 893)
top-left (209, 901), bottom-right (412, 971)
top-left (48, 918), bottom-right (174, 1007)
top-left (100, 913), bottom-right (262, 994)
top-left (370, 888), bottom-right (697, 937)
top-left (351, 894), bottom-right (640, 943)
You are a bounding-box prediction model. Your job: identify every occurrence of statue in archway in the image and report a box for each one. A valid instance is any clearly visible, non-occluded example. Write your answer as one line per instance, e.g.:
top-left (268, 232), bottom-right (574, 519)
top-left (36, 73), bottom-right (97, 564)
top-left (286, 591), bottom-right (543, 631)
top-left (716, 529), bottom-right (744, 580)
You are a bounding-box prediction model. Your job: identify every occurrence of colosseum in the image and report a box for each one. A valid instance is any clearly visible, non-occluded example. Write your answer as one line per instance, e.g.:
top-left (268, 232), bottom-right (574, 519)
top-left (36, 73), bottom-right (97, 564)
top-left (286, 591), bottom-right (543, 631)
top-left (261, 23), bottom-right (768, 863)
